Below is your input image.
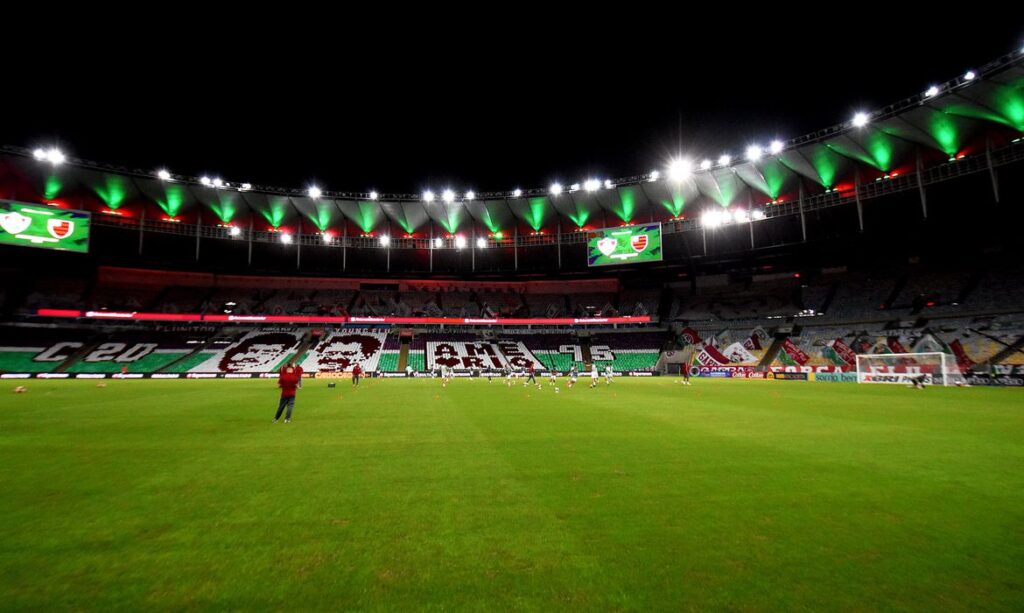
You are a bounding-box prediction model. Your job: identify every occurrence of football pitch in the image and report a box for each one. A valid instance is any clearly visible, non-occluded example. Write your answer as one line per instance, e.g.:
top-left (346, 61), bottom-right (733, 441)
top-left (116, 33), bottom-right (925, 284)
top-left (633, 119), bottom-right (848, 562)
top-left (1, 378), bottom-right (1022, 610)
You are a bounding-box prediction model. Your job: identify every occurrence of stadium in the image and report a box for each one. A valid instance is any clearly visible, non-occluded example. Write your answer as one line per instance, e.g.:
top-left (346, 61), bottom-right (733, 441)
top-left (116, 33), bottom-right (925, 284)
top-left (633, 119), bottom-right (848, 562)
top-left (2, 33), bottom-right (1023, 610)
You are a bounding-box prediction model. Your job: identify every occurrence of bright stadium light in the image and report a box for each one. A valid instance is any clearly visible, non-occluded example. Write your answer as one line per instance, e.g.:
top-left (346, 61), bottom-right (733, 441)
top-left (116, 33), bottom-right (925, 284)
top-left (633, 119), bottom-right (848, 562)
top-left (549, 183), bottom-right (563, 195)
top-left (769, 140), bottom-right (784, 155)
top-left (157, 169), bottom-right (172, 181)
top-left (718, 154), bottom-right (732, 166)
top-left (512, 188), bottom-right (523, 198)
top-left (240, 183), bottom-right (252, 191)
top-left (733, 209), bottom-right (750, 223)
top-left (649, 170), bottom-right (660, 181)
top-left (752, 210), bottom-right (766, 220)
top-left (455, 235), bottom-right (467, 249)
top-left (307, 186), bottom-right (322, 199)
top-left (33, 147), bottom-right (65, 165)
top-left (369, 191), bottom-right (379, 201)
top-left (604, 179), bottom-right (614, 190)
top-left (465, 190), bottom-right (476, 201)
top-left (476, 237), bottom-right (486, 248)
top-left (569, 183), bottom-right (580, 192)
top-left (667, 158), bottom-right (692, 182)
top-left (925, 85), bottom-right (940, 98)
top-left (746, 145), bottom-right (763, 161)
top-left (584, 179), bottom-right (601, 192)
top-left (200, 176), bottom-right (212, 186)
top-left (280, 233), bottom-right (292, 244)
top-left (964, 70), bottom-right (976, 81)
top-left (442, 189), bottom-right (456, 203)
top-left (701, 210), bottom-right (723, 229)
top-left (700, 159), bottom-right (713, 171)
top-left (433, 237), bottom-right (443, 248)
top-left (229, 226), bottom-right (242, 237)
top-left (423, 190), bottom-right (435, 202)
top-left (212, 178), bottom-right (224, 188)
top-left (379, 235), bottom-right (390, 247)
top-left (852, 112), bottom-right (870, 128)
top-left (322, 232), bottom-right (332, 243)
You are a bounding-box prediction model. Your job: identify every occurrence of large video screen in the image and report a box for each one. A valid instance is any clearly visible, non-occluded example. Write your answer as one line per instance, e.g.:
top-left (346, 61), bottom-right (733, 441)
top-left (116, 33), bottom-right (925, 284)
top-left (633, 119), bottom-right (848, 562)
top-left (0, 200), bottom-right (90, 253)
top-left (587, 223), bottom-right (662, 267)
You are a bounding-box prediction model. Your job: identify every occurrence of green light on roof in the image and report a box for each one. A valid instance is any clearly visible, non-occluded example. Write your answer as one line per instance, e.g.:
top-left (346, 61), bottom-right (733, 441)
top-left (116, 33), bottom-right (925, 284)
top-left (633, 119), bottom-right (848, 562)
top-left (928, 112), bottom-right (961, 155)
top-left (711, 176), bottom-right (738, 207)
top-left (761, 159), bottom-right (787, 199)
top-left (566, 202), bottom-right (589, 228)
top-left (809, 146), bottom-right (840, 188)
top-left (355, 201), bottom-right (378, 233)
top-left (209, 199), bottom-right (236, 223)
top-left (660, 188), bottom-right (685, 217)
top-left (155, 184), bottom-right (186, 217)
top-left (525, 197), bottom-right (547, 231)
top-left (610, 186), bottom-right (637, 223)
top-left (493, 231), bottom-right (503, 239)
top-left (261, 197), bottom-right (289, 228)
top-left (44, 175), bottom-right (62, 200)
top-left (306, 202), bottom-right (333, 232)
top-left (93, 176), bottom-right (127, 209)
top-left (477, 206), bottom-right (500, 234)
top-left (436, 204), bottom-right (464, 234)
top-left (863, 132), bottom-right (895, 171)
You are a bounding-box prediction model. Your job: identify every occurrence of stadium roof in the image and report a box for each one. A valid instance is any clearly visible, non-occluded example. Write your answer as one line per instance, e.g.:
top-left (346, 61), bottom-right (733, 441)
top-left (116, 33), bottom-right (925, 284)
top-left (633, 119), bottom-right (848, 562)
top-left (1, 52), bottom-right (1022, 237)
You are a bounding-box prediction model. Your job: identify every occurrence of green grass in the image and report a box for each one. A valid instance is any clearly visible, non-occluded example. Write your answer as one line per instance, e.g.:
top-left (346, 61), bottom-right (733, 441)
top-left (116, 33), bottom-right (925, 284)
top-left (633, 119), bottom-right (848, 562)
top-left (1, 378), bottom-right (1022, 610)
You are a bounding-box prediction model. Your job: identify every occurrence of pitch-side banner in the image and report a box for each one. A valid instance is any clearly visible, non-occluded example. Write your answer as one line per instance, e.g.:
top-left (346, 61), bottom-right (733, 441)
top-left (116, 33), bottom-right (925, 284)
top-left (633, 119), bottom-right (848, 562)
top-left (587, 224), bottom-right (663, 267)
top-left (0, 201), bottom-right (90, 253)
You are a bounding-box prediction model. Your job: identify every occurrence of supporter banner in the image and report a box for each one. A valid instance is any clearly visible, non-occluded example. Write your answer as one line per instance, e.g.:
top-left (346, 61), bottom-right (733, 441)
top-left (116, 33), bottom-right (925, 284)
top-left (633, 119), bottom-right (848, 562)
top-left (0, 373), bottom-right (32, 379)
top-left (990, 364), bottom-right (1024, 375)
top-left (887, 338), bottom-right (909, 354)
top-left (743, 335), bottom-right (762, 351)
top-left (828, 339), bottom-right (857, 366)
top-left (721, 342), bottom-right (758, 364)
top-left (779, 339), bottom-right (809, 366)
top-left (36, 309), bottom-right (651, 326)
top-left (427, 341), bottom-right (543, 370)
top-left (316, 371), bottom-right (353, 379)
top-left (949, 340), bottom-right (975, 369)
top-left (695, 343), bottom-right (731, 366)
top-left (679, 327), bottom-right (703, 345)
top-left (770, 365), bottom-right (848, 373)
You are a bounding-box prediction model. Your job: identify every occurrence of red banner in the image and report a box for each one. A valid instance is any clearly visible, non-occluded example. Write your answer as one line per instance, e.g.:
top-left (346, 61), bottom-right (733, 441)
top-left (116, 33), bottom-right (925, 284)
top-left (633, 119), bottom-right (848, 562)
top-left (743, 335), bottom-right (762, 351)
top-left (696, 343), bottom-right (731, 366)
top-left (948, 340), bottom-right (974, 369)
top-left (887, 338), bottom-right (909, 354)
top-left (36, 309), bottom-right (650, 326)
top-left (680, 327), bottom-right (703, 345)
top-left (780, 339), bottom-right (810, 366)
top-left (830, 338), bottom-right (857, 365)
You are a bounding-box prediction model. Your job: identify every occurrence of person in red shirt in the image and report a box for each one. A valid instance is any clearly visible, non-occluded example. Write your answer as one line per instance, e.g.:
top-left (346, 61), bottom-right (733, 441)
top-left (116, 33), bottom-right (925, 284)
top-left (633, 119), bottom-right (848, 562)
top-left (351, 363), bottom-right (362, 387)
top-left (273, 359), bottom-right (301, 423)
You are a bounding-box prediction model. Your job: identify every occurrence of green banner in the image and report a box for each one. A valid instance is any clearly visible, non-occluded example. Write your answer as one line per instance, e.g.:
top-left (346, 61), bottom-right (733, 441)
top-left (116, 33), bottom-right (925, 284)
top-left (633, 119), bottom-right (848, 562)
top-left (586, 224), bottom-right (662, 267)
top-left (0, 200), bottom-right (90, 253)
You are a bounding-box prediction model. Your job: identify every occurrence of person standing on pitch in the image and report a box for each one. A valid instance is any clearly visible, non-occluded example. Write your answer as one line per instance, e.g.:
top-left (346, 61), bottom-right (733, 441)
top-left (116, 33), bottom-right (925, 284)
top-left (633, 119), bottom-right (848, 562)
top-left (351, 362), bottom-right (362, 387)
top-left (590, 363), bottom-right (599, 388)
top-left (273, 360), bottom-right (301, 423)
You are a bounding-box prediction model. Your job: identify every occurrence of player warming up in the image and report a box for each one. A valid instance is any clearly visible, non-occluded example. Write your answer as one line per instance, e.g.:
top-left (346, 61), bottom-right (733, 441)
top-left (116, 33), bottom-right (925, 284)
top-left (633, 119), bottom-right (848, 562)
top-left (589, 363), bottom-right (599, 388)
top-left (351, 363), bottom-right (362, 387)
top-left (273, 360), bottom-right (301, 424)
top-left (604, 364), bottom-right (614, 385)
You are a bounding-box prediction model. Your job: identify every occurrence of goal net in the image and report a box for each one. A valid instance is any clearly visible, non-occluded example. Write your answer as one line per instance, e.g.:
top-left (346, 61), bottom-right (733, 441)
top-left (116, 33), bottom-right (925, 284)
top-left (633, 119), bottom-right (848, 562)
top-left (855, 352), bottom-right (967, 386)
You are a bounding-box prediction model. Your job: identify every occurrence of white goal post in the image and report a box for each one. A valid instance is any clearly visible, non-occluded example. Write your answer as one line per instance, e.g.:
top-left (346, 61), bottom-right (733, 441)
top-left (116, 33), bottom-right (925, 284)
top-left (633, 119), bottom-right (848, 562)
top-left (855, 352), bottom-right (967, 387)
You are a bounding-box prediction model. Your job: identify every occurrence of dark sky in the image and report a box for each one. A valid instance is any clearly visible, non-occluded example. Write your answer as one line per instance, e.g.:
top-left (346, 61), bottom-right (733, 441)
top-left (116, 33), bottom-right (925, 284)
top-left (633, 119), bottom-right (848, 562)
top-left (4, 17), bottom-right (1021, 195)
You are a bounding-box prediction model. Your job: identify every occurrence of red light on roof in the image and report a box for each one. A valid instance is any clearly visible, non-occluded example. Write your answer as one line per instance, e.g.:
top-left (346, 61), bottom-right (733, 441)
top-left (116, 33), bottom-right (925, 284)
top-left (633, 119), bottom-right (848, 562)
top-left (794, 273), bottom-right (801, 278)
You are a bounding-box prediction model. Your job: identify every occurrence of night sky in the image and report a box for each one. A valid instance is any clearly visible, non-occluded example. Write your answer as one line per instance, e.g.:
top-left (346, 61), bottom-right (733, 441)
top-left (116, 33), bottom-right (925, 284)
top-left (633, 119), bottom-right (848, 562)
top-left (4, 18), bottom-right (1021, 196)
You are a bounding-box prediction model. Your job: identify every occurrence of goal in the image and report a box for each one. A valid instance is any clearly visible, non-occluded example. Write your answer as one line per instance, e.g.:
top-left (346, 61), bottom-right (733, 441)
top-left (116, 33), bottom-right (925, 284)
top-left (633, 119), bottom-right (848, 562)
top-left (855, 352), bottom-right (967, 386)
